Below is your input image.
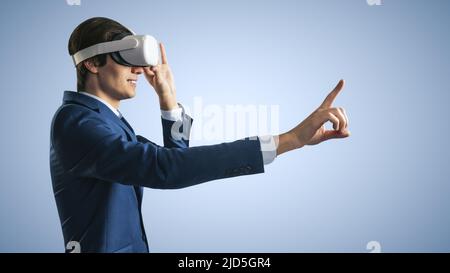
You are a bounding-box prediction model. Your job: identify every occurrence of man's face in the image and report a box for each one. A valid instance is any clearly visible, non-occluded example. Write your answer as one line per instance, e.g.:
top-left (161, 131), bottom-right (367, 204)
top-left (96, 55), bottom-right (143, 100)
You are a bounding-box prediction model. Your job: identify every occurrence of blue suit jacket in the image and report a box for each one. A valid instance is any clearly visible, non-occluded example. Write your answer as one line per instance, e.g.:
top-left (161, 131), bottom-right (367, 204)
top-left (50, 91), bottom-right (265, 253)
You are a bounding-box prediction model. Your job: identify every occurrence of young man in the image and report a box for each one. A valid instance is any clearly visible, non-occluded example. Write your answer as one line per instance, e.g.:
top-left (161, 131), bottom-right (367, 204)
top-left (50, 17), bottom-right (350, 253)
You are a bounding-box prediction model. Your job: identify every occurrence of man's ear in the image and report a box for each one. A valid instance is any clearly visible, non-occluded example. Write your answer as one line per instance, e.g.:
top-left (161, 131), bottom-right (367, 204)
top-left (83, 59), bottom-right (99, 74)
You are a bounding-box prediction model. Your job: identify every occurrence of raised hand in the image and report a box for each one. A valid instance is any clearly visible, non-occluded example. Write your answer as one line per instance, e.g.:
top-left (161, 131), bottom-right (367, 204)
top-left (276, 80), bottom-right (350, 155)
top-left (144, 42), bottom-right (178, 110)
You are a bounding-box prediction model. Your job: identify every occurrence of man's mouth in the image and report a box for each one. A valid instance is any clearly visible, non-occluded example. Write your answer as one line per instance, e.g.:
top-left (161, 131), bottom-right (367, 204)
top-left (127, 79), bottom-right (137, 86)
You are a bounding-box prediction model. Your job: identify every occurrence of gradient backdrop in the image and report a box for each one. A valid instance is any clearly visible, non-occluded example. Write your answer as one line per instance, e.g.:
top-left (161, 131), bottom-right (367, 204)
top-left (0, 0), bottom-right (449, 252)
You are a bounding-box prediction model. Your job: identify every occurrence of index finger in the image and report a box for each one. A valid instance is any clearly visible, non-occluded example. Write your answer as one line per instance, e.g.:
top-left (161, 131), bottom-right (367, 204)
top-left (160, 42), bottom-right (168, 64)
top-left (320, 79), bottom-right (345, 109)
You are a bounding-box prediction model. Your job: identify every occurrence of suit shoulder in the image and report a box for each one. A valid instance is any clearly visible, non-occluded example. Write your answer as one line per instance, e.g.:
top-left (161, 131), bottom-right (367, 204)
top-left (52, 103), bottom-right (97, 124)
top-left (51, 103), bottom-right (109, 132)
top-left (50, 103), bottom-right (118, 168)
top-left (51, 103), bottom-right (111, 144)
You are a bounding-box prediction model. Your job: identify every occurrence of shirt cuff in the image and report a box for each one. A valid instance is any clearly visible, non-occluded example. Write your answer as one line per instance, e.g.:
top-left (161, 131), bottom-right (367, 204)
top-left (259, 135), bottom-right (277, 165)
top-left (161, 103), bottom-right (183, 121)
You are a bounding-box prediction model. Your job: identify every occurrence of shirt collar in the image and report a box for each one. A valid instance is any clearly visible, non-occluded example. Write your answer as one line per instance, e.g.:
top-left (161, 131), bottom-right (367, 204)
top-left (79, 92), bottom-right (122, 118)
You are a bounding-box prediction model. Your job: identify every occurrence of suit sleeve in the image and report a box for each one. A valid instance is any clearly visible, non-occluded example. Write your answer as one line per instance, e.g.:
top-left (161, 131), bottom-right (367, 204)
top-left (156, 103), bottom-right (193, 149)
top-left (52, 106), bottom-right (265, 189)
top-left (159, 113), bottom-right (193, 149)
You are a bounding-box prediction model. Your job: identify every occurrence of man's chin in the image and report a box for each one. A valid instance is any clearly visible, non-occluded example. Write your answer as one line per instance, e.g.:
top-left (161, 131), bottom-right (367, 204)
top-left (121, 89), bottom-right (136, 100)
top-left (128, 91), bottom-right (136, 99)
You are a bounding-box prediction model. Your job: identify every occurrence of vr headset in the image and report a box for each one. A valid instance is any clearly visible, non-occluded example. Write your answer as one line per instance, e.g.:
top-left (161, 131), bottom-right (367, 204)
top-left (71, 31), bottom-right (159, 67)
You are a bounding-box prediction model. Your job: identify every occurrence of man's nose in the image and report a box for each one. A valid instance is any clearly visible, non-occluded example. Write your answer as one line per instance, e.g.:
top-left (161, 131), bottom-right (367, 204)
top-left (131, 67), bottom-right (144, 74)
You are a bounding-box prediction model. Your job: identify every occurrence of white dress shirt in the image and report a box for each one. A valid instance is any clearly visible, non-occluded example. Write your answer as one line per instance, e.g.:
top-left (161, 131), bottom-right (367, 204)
top-left (79, 92), bottom-right (277, 165)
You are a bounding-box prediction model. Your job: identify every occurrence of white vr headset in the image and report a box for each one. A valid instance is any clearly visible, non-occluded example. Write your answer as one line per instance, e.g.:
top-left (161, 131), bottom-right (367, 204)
top-left (71, 32), bottom-right (159, 67)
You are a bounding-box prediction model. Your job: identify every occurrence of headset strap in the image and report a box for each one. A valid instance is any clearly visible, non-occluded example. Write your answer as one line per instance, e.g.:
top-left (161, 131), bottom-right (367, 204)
top-left (71, 38), bottom-right (138, 66)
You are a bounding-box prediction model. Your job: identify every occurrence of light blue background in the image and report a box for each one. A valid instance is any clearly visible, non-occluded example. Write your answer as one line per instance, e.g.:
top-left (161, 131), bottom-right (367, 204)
top-left (0, 0), bottom-right (449, 252)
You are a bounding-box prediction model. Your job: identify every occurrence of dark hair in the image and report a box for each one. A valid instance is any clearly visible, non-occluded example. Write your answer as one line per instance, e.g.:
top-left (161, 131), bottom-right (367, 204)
top-left (68, 17), bottom-right (132, 91)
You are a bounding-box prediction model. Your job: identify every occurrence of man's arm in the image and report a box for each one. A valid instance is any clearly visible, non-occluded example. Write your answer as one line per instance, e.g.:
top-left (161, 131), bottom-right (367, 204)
top-left (52, 106), bottom-right (264, 189)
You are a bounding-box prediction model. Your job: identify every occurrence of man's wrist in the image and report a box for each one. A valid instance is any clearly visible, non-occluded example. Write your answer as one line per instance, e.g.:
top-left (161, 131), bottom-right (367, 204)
top-left (276, 132), bottom-right (303, 156)
top-left (161, 104), bottom-right (183, 121)
top-left (159, 97), bottom-right (178, 111)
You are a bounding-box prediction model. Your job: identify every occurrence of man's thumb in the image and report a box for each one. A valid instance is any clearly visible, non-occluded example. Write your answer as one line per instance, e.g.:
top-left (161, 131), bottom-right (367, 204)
top-left (322, 129), bottom-right (350, 141)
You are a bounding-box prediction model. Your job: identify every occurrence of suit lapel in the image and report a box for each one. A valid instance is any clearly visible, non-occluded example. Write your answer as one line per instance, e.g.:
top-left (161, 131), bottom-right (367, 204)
top-left (99, 107), bottom-right (137, 142)
top-left (94, 101), bottom-right (143, 203)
